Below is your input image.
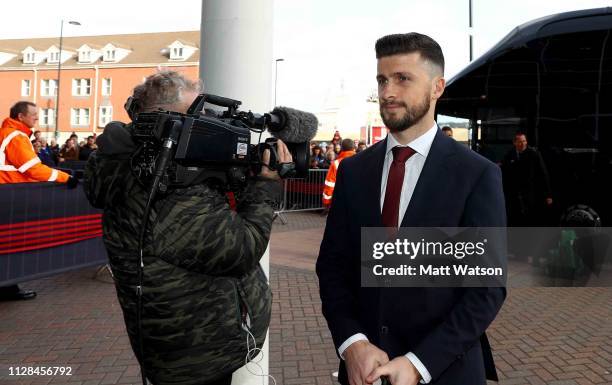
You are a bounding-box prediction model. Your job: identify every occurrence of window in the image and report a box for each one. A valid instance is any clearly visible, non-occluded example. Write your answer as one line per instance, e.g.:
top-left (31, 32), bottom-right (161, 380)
top-left (24, 51), bottom-right (36, 63)
top-left (104, 49), bottom-right (116, 61)
top-left (41, 79), bottom-right (58, 96)
top-left (71, 108), bottom-right (90, 126)
top-left (102, 78), bottom-right (112, 96)
top-left (40, 108), bottom-right (55, 126)
top-left (48, 51), bottom-right (60, 63)
top-left (21, 80), bottom-right (31, 96)
top-left (171, 47), bottom-right (183, 59)
top-left (72, 78), bottom-right (91, 96)
top-left (99, 106), bottom-right (113, 127)
top-left (79, 50), bottom-right (91, 62)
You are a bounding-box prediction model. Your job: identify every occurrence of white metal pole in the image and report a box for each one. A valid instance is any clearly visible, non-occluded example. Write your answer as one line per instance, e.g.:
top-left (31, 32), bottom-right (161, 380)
top-left (200, 1), bottom-right (274, 384)
top-left (201, 0), bottom-right (274, 112)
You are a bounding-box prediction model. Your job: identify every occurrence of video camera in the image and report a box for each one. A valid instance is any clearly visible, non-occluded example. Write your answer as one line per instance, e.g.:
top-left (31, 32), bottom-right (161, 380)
top-left (129, 93), bottom-right (317, 192)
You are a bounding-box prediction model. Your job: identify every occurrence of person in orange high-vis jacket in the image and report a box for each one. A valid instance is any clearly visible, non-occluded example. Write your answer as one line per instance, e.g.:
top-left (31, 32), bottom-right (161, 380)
top-left (322, 138), bottom-right (356, 206)
top-left (0, 101), bottom-right (73, 185)
top-left (0, 101), bottom-right (76, 302)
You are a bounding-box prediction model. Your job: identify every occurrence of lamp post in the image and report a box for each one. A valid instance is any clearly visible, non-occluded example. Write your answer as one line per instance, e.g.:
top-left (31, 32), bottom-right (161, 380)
top-left (468, 0), bottom-right (473, 61)
top-left (55, 20), bottom-right (81, 141)
top-left (274, 58), bottom-right (284, 106)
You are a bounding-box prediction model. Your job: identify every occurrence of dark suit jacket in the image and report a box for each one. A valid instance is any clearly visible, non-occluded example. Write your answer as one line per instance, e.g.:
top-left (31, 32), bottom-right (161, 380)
top-left (316, 129), bottom-right (507, 385)
top-left (501, 146), bottom-right (552, 225)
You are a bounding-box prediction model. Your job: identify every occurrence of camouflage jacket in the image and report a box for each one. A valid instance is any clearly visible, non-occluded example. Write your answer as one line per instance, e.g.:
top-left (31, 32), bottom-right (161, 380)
top-left (84, 122), bottom-right (277, 385)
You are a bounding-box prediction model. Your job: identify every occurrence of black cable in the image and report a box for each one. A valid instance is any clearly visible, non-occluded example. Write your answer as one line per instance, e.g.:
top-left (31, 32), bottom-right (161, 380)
top-left (135, 119), bottom-right (183, 385)
top-left (137, 194), bottom-right (154, 385)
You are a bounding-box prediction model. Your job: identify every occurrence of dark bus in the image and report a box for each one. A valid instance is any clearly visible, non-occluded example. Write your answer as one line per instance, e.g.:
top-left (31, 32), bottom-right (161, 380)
top-left (437, 7), bottom-right (612, 225)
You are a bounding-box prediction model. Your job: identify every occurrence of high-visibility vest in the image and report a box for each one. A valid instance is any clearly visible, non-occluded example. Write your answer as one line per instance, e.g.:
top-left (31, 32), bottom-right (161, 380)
top-left (322, 150), bottom-right (356, 206)
top-left (0, 118), bottom-right (70, 184)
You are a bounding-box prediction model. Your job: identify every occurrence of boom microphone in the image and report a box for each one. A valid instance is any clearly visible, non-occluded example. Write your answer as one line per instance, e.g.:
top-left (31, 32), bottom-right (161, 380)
top-left (266, 106), bottom-right (318, 143)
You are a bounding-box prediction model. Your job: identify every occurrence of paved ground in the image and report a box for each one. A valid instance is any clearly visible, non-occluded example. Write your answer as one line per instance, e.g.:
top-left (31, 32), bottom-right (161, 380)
top-left (270, 213), bottom-right (612, 385)
top-left (0, 266), bottom-right (140, 385)
top-left (1, 211), bottom-right (611, 385)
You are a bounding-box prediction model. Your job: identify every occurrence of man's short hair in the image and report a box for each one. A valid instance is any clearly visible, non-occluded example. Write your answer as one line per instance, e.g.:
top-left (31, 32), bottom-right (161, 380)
top-left (442, 126), bottom-right (453, 133)
top-left (10, 101), bottom-right (36, 119)
top-left (131, 71), bottom-right (202, 114)
top-left (341, 138), bottom-right (355, 152)
top-left (375, 33), bottom-right (445, 76)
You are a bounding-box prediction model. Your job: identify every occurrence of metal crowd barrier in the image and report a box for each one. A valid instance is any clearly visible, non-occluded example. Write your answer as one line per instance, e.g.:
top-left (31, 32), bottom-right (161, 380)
top-left (0, 182), bottom-right (106, 286)
top-left (57, 160), bottom-right (88, 179)
top-left (274, 169), bottom-right (327, 224)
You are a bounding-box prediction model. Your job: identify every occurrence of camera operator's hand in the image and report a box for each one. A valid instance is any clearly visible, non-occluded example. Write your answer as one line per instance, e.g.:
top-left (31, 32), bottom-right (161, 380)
top-left (260, 139), bottom-right (293, 180)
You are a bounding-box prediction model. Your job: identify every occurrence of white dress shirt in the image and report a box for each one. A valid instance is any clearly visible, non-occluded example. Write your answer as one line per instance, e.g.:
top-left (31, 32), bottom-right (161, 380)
top-left (338, 122), bottom-right (438, 384)
top-left (380, 122), bottom-right (438, 226)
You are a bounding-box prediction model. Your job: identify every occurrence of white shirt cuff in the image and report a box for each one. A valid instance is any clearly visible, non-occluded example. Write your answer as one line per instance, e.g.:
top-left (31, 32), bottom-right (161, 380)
top-left (338, 333), bottom-right (369, 360)
top-left (405, 352), bottom-right (432, 384)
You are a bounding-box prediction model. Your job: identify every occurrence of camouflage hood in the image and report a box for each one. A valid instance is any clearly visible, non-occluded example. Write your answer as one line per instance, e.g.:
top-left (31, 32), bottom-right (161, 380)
top-left (84, 122), bottom-right (278, 384)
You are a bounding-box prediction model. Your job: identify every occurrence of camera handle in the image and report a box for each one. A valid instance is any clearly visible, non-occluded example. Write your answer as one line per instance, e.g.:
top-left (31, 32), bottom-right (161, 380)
top-left (187, 93), bottom-right (242, 116)
top-left (257, 138), bottom-right (296, 179)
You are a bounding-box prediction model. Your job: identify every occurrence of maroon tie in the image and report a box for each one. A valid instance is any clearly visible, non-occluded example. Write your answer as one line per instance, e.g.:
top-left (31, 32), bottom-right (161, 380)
top-left (381, 146), bottom-right (416, 228)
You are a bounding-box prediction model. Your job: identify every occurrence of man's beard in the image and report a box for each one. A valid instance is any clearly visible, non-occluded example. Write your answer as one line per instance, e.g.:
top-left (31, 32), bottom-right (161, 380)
top-left (380, 94), bottom-right (430, 133)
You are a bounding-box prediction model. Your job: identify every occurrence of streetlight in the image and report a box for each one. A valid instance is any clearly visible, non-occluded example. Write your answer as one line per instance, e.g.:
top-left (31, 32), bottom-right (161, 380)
top-left (274, 58), bottom-right (284, 106)
top-left (55, 20), bottom-right (81, 141)
top-left (468, 0), bottom-right (473, 61)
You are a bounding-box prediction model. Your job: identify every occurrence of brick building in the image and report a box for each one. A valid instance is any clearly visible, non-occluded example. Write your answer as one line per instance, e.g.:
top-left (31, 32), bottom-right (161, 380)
top-left (0, 31), bottom-right (199, 143)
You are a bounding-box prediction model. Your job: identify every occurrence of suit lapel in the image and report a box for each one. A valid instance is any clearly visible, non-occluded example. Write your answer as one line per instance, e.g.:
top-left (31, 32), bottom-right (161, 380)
top-left (363, 138), bottom-right (387, 226)
top-left (401, 129), bottom-right (455, 226)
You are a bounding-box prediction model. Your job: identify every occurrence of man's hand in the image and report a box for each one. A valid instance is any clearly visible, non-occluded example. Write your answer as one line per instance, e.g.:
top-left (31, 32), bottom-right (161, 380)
top-left (259, 139), bottom-right (293, 180)
top-left (344, 340), bottom-right (389, 385)
top-left (366, 356), bottom-right (420, 385)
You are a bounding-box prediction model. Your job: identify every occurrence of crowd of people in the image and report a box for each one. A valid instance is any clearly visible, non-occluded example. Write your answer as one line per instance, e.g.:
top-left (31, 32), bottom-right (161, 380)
top-left (309, 130), bottom-right (368, 169)
top-left (30, 130), bottom-right (98, 167)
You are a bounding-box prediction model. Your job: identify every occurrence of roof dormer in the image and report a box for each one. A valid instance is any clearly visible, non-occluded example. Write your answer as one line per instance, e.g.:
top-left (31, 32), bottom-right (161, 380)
top-left (101, 43), bottom-right (130, 63)
top-left (167, 40), bottom-right (197, 61)
top-left (46, 45), bottom-right (61, 64)
top-left (22, 46), bottom-right (42, 65)
top-left (44, 45), bottom-right (75, 65)
top-left (77, 44), bottom-right (102, 63)
top-left (102, 43), bottom-right (115, 62)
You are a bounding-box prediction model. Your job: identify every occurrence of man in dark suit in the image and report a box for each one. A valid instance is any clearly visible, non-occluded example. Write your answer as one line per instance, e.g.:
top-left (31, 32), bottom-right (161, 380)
top-left (501, 132), bottom-right (553, 226)
top-left (316, 33), bottom-right (506, 385)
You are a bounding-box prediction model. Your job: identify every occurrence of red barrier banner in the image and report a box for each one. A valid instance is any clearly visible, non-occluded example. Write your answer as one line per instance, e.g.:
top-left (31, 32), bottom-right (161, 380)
top-left (0, 182), bottom-right (107, 285)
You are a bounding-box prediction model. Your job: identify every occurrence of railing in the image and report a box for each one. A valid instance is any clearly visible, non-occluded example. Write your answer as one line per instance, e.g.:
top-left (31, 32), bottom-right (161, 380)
top-left (274, 169), bottom-right (327, 224)
top-left (0, 182), bottom-right (106, 286)
top-left (57, 160), bottom-right (88, 179)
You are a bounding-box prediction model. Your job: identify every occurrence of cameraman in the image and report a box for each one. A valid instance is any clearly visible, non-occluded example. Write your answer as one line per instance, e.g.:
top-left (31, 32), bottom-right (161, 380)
top-left (84, 71), bottom-right (290, 385)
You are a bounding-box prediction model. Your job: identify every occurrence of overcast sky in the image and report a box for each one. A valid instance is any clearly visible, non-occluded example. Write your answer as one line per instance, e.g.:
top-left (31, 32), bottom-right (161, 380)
top-left (1, 0), bottom-right (610, 114)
